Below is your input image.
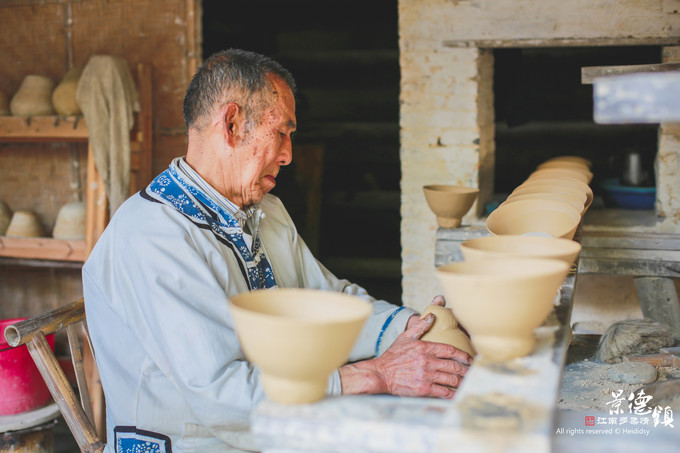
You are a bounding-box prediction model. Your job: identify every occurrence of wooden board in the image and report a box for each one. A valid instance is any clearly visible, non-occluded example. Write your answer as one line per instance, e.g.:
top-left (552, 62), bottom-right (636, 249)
top-left (0, 237), bottom-right (85, 262)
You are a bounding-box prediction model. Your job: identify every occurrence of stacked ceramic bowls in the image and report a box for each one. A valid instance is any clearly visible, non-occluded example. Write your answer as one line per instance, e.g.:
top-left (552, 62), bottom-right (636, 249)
top-left (434, 156), bottom-right (590, 361)
top-left (487, 155), bottom-right (593, 239)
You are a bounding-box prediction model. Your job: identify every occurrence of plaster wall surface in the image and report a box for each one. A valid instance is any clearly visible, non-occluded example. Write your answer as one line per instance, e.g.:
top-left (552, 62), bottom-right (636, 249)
top-left (398, 0), bottom-right (680, 309)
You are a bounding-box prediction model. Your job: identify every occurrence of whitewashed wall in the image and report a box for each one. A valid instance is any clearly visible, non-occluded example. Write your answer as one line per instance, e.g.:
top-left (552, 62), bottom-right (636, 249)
top-left (398, 0), bottom-right (680, 310)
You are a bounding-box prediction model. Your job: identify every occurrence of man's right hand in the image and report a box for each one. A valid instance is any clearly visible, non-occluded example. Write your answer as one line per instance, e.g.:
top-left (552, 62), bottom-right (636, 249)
top-left (338, 313), bottom-right (472, 399)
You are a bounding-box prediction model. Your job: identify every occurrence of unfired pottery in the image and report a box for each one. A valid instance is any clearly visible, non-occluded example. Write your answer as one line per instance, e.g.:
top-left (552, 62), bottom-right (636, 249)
top-left (460, 235), bottom-right (582, 265)
top-left (5, 211), bottom-right (45, 238)
top-left (52, 67), bottom-right (83, 116)
top-left (436, 258), bottom-right (570, 361)
top-left (229, 288), bottom-right (371, 404)
top-left (0, 201), bottom-right (12, 235)
top-left (542, 156), bottom-right (592, 169)
top-left (486, 199), bottom-right (581, 239)
top-left (514, 178), bottom-right (594, 211)
top-left (10, 75), bottom-right (56, 117)
top-left (537, 158), bottom-right (592, 171)
top-left (528, 167), bottom-right (593, 184)
top-left (52, 201), bottom-right (86, 240)
top-left (502, 192), bottom-right (586, 216)
top-left (423, 185), bottom-right (479, 228)
top-left (0, 90), bottom-right (9, 116)
top-left (420, 305), bottom-right (475, 356)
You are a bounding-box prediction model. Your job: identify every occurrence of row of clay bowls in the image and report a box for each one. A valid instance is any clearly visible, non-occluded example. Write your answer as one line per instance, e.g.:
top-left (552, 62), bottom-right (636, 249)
top-left (433, 156), bottom-right (590, 362)
top-left (0, 67), bottom-right (83, 117)
top-left (486, 156), bottom-right (593, 239)
top-left (0, 200), bottom-right (86, 240)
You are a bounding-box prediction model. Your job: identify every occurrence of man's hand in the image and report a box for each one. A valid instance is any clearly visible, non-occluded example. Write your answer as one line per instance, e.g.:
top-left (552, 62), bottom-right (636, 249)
top-left (339, 295), bottom-right (472, 399)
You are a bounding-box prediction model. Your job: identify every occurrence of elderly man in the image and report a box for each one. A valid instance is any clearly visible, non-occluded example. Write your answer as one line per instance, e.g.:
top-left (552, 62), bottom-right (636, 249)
top-left (83, 49), bottom-right (471, 453)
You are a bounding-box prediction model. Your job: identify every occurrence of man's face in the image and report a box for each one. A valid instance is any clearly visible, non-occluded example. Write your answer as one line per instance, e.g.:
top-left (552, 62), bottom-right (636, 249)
top-left (227, 76), bottom-right (296, 208)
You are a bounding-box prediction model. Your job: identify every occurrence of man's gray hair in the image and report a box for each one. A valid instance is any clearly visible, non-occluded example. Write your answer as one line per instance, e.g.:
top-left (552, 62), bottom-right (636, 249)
top-left (183, 49), bottom-right (296, 132)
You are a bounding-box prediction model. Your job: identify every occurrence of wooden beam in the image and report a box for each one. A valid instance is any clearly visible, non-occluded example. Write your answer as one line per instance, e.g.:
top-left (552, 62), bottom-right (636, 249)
top-left (582, 63), bottom-right (680, 84)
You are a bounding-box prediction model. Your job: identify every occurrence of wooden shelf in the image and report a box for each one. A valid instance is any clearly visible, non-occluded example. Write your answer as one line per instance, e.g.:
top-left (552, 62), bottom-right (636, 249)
top-left (0, 62), bottom-right (153, 265)
top-left (0, 236), bottom-right (85, 262)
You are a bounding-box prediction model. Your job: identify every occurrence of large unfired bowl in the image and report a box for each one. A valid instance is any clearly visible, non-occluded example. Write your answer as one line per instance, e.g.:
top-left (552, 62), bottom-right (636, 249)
top-left (486, 199), bottom-right (581, 239)
top-left (460, 235), bottom-right (582, 265)
top-left (514, 178), bottom-right (594, 211)
top-left (436, 258), bottom-right (570, 361)
top-left (229, 288), bottom-right (371, 404)
top-left (423, 185), bottom-right (479, 228)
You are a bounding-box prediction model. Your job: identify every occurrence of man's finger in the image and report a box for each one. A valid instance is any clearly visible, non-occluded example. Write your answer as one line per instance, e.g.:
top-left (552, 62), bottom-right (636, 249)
top-left (431, 295), bottom-right (446, 307)
top-left (406, 313), bottom-right (435, 339)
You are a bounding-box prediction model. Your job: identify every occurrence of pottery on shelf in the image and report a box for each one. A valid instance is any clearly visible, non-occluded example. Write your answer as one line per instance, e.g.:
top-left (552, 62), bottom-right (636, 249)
top-left (229, 288), bottom-right (371, 404)
top-left (502, 191), bottom-right (586, 216)
top-left (528, 167), bottom-right (593, 184)
top-left (0, 201), bottom-right (12, 235)
top-left (423, 185), bottom-right (479, 228)
top-left (10, 75), bottom-right (56, 117)
top-left (420, 305), bottom-right (475, 357)
top-left (541, 156), bottom-right (592, 169)
top-left (436, 258), bottom-right (570, 361)
top-left (460, 235), bottom-right (582, 265)
top-left (52, 67), bottom-right (83, 116)
top-left (5, 211), bottom-right (45, 238)
top-left (486, 199), bottom-right (582, 239)
top-left (514, 178), bottom-right (594, 211)
top-left (52, 201), bottom-right (86, 240)
top-left (0, 90), bottom-right (9, 116)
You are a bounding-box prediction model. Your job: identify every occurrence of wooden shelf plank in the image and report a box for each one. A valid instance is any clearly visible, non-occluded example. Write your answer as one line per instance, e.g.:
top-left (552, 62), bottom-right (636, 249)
top-left (581, 63), bottom-right (680, 85)
top-left (0, 237), bottom-right (85, 262)
top-left (0, 116), bottom-right (89, 141)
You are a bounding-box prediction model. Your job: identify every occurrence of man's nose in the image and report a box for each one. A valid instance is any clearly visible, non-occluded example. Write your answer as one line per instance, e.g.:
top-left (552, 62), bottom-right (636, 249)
top-left (278, 139), bottom-right (293, 166)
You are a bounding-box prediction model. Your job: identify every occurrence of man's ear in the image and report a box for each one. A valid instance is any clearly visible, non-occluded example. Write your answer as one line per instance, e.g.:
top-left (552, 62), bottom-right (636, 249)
top-left (224, 103), bottom-right (241, 146)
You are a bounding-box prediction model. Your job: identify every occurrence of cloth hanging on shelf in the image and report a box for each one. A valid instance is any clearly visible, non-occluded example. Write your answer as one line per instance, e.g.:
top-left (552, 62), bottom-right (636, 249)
top-left (76, 55), bottom-right (140, 217)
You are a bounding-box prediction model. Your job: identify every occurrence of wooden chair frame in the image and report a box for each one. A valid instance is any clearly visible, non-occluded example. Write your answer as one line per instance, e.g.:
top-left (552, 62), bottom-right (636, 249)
top-left (2, 298), bottom-right (104, 453)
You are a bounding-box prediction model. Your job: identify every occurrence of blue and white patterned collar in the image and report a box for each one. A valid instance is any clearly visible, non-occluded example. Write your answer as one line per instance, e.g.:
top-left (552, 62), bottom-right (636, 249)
top-left (175, 157), bottom-right (257, 228)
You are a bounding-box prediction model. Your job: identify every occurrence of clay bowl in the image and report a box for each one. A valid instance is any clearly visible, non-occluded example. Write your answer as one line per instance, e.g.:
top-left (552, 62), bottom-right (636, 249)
top-left (436, 258), bottom-right (570, 361)
top-left (528, 167), bottom-right (593, 184)
top-left (486, 199), bottom-right (582, 239)
top-left (420, 305), bottom-right (476, 357)
top-left (423, 185), bottom-right (479, 228)
top-left (460, 235), bottom-right (582, 265)
top-left (5, 211), bottom-right (45, 238)
top-left (514, 178), bottom-right (594, 211)
top-left (52, 201), bottom-right (86, 240)
top-left (541, 156), bottom-right (592, 169)
top-left (229, 288), bottom-right (371, 404)
top-left (536, 160), bottom-right (590, 173)
top-left (502, 191), bottom-right (586, 216)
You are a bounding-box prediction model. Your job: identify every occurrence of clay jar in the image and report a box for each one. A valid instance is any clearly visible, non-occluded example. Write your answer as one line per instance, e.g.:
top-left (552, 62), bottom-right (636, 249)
top-left (420, 305), bottom-right (475, 356)
top-left (0, 201), bottom-right (12, 235)
top-left (10, 75), bottom-right (56, 117)
top-left (52, 201), bottom-right (86, 240)
top-left (423, 185), bottom-right (479, 228)
top-left (229, 288), bottom-right (371, 404)
top-left (436, 258), bottom-right (570, 361)
top-left (52, 67), bottom-right (83, 116)
top-left (5, 211), bottom-right (45, 238)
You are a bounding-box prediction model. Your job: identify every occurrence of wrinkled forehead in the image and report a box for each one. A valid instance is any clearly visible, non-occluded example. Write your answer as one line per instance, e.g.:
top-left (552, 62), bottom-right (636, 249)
top-left (266, 74), bottom-right (296, 127)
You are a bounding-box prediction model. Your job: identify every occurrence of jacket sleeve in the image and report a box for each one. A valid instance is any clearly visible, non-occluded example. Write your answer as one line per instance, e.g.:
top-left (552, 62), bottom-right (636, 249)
top-left (259, 196), bottom-right (418, 372)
